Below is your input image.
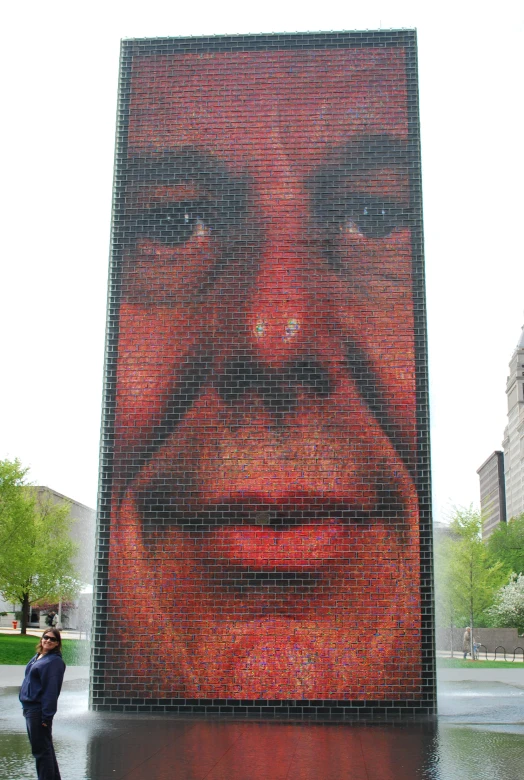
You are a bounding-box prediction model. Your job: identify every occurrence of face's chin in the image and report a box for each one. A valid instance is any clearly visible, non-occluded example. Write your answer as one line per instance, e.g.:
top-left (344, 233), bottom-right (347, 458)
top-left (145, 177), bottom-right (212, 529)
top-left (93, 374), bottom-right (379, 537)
top-left (113, 492), bottom-right (419, 699)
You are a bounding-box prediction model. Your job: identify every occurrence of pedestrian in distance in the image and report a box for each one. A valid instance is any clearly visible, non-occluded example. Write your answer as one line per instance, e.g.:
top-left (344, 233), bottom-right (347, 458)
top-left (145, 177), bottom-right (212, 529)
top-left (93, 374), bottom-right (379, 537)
top-left (19, 628), bottom-right (65, 780)
top-left (44, 612), bottom-right (55, 628)
top-left (463, 627), bottom-right (471, 659)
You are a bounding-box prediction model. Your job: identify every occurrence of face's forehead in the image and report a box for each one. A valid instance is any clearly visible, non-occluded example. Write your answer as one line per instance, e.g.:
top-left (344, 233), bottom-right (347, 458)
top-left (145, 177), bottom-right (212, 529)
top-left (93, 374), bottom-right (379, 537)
top-left (127, 48), bottom-right (408, 176)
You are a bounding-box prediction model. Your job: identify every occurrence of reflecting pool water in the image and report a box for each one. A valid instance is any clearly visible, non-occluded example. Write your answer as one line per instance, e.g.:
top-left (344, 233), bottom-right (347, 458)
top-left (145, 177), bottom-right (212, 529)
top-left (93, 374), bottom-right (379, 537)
top-left (1, 680), bottom-right (523, 779)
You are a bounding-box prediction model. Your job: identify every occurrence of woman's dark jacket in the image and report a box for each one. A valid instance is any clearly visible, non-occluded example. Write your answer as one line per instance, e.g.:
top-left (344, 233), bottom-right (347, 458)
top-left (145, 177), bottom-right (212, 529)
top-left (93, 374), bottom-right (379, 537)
top-left (19, 651), bottom-right (66, 723)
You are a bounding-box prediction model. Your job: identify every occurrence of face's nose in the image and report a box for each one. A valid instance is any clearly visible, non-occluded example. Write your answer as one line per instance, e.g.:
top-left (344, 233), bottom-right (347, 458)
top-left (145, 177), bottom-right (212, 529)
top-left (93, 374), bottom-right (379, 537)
top-left (242, 189), bottom-right (334, 373)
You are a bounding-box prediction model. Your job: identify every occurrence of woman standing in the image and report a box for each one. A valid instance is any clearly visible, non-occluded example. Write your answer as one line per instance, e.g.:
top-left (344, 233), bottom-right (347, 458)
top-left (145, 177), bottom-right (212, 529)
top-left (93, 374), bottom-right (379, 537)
top-left (19, 628), bottom-right (66, 780)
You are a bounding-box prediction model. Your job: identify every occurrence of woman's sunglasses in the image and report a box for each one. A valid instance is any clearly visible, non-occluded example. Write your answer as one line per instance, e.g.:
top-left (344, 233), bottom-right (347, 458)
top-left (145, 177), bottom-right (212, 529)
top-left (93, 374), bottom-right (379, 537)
top-left (42, 636), bottom-right (58, 642)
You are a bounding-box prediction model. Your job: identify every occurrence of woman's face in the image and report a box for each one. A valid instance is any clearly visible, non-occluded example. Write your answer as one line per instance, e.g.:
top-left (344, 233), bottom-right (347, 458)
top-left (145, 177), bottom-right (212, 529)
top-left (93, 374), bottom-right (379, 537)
top-left (41, 634), bottom-right (58, 653)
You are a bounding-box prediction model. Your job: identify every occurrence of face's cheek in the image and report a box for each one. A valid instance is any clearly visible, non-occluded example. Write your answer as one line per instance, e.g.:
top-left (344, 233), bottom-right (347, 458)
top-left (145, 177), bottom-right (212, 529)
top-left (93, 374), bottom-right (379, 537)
top-left (114, 236), bottom-right (224, 458)
top-left (122, 227), bottom-right (219, 304)
top-left (331, 228), bottom-right (417, 448)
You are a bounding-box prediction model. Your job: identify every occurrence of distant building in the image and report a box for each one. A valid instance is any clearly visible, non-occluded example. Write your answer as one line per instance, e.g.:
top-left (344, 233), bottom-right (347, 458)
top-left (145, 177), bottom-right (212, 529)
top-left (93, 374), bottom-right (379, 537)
top-left (34, 487), bottom-right (95, 588)
top-left (0, 487), bottom-right (95, 630)
top-left (478, 322), bottom-right (524, 539)
top-left (502, 323), bottom-right (524, 522)
top-left (477, 451), bottom-right (506, 540)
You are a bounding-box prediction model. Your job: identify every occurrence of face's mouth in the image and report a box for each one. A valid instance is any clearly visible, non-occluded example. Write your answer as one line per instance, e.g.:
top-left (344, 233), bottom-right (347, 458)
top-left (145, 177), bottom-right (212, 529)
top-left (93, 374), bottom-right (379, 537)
top-left (124, 367), bottom-right (417, 573)
top-left (133, 482), bottom-right (411, 572)
top-left (204, 518), bottom-right (347, 570)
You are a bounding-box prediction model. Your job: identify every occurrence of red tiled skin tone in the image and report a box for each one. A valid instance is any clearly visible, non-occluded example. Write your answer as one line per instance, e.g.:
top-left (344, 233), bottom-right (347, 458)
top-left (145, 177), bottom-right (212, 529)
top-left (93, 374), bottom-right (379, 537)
top-left (107, 47), bottom-right (422, 699)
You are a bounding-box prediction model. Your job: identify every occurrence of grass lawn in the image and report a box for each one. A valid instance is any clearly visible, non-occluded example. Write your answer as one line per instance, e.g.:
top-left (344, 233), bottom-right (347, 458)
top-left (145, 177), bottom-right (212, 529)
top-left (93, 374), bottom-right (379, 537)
top-left (438, 657), bottom-right (524, 668)
top-left (0, 634), bottom-right (90, 666)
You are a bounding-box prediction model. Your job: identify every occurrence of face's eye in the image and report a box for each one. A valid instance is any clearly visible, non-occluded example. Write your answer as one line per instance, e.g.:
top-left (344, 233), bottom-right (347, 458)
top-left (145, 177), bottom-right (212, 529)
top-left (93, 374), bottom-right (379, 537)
top-left (129, 201), bottom-right (212, 247)
top-left (341, 197), bottom-right (407, 239)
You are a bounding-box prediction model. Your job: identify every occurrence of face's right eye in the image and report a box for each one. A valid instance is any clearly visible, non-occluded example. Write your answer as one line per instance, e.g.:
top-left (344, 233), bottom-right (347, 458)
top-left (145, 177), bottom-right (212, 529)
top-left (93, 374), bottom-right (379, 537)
top-left (128, 201), bottom-right (212, 247)
top-left (342, 197), bottom-right (405, 239)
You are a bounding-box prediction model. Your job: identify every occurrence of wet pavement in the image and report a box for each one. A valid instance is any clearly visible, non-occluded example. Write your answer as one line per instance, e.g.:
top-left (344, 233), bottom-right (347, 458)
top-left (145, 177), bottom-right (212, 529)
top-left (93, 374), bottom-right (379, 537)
top-left (1, 670), bottom-right (523, 779)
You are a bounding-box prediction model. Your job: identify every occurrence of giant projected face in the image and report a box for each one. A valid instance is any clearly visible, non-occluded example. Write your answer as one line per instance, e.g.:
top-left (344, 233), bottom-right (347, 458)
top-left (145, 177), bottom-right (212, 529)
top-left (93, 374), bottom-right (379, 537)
top-left (109, 46), bottom-right (422, 700)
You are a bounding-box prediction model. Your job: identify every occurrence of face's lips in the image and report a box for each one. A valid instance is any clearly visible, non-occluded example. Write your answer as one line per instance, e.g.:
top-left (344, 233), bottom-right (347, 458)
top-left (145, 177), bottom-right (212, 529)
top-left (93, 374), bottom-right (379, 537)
top-left (133, 483), bottom-right (412, 574)
top-left (206, 519), bottom-right (347, 570)
top-left (136, 490), bottom-right (384, 524)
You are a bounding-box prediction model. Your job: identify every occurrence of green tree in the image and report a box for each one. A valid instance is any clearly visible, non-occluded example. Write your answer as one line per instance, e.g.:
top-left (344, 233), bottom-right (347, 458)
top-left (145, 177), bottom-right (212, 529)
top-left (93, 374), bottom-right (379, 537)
top-left (0, 459), bottom-right (31, 553)
top-left (0, 459), bottom-right (81, 634)
top-left (486, 513), bottom-right (524, 575)
top-left (435, 507), bottom-right (506, 656)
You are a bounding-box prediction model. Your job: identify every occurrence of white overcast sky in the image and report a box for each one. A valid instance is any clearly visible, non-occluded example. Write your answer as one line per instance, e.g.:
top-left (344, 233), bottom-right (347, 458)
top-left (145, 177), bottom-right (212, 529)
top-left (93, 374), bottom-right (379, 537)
top-left (0, 1), bottom-right (522, 524)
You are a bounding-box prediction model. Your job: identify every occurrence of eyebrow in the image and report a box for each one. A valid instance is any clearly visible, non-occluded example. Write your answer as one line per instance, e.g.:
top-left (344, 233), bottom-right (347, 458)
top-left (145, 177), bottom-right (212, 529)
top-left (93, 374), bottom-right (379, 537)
top-left (123, 137), bottom-right (407, 188)
top-left (319, 134), bottom-right (410, 176)
top-left (309, 134), bottom-right (410, 201)
top-left (122, 148), bottom-right (250, 200)
top-left (121, 138), bottom-right (408, 210)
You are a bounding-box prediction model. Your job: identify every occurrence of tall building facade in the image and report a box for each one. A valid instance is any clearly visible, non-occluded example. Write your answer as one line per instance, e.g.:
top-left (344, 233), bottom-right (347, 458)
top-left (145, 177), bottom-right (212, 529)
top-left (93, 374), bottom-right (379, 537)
top-left (502, 323), bottom-right (524, 521)
top-left (477, 451), bottom-right (506, 540)
top-left (93, 30), bottom-right (434, 718)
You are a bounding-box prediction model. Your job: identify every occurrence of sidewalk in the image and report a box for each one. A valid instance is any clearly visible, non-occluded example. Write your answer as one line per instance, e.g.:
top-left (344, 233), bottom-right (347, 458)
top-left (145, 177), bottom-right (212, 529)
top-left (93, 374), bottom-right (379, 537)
top-left (437, 649), bottom-right (524, 662)
top-left (437, 667), bottom-right (524, 686)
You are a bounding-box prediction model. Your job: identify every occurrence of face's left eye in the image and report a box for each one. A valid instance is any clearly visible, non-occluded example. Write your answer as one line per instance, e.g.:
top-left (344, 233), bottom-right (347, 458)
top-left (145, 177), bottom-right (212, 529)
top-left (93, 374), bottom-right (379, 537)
top-left (341, 196), bottom-right (407, 239)
top-left (127, 201), bottom-right (213, 248)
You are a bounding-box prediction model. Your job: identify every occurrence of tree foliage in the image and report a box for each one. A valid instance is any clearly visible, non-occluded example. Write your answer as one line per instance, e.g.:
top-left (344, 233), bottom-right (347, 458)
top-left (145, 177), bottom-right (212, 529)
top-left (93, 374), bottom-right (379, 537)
top-left (486, 513), bottom-right (524, 575)
top-left (435, 507), bottom-right (507, 647)
top-left (0, 459), bottom-right (31, 553)
top-left (488, 573), bottom-right (524, 634)
top-left (434, 528), bottom-right (463, 655)
top-left (0, 459), bottom-right (81, 633)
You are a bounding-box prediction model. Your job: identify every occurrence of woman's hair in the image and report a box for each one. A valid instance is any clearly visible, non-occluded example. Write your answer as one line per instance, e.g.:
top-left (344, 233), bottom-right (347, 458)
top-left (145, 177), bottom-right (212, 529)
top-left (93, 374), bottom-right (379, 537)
top-left (36, 627), bottom-right (62, 655)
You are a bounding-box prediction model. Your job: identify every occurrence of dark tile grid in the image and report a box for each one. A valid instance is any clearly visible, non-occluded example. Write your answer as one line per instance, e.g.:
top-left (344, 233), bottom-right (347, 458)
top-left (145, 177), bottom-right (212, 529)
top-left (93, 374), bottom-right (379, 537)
top-left (91, 700), bottom-right (435, 718)
top-left (91, 30), bottom-right (436, 718)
